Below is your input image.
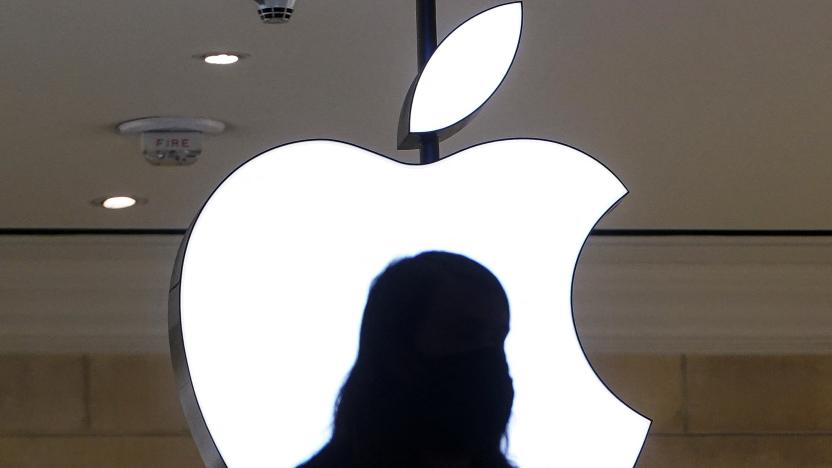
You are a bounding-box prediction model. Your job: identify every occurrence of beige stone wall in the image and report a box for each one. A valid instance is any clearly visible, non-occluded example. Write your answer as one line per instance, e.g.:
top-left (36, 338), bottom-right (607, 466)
top-left (591, 354), bottom-right (832, 468)
top-left (2, 353), bottom-right (831, 467)
top-left (0, 355), bottom-right (202, 468)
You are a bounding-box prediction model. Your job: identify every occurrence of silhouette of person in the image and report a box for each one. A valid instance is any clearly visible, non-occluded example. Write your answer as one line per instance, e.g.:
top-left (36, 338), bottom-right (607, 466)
top-left (299, 251), bottom-right (515, 468)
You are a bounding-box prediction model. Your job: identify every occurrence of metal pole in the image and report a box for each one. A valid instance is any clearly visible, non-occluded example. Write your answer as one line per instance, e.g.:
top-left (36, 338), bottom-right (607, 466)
top-left (416, 0), bottom-right (440, 164)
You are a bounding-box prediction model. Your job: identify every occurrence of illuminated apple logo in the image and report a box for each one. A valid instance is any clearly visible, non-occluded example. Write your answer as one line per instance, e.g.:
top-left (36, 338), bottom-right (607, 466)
top-left (170, 3), bottom-right (650, 467)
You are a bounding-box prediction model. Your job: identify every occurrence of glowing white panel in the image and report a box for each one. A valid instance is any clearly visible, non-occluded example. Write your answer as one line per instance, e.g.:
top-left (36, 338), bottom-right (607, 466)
top-left (409, 3), bottom-right (522, 133)
top-left (178, 139), bottom-right (650, 467)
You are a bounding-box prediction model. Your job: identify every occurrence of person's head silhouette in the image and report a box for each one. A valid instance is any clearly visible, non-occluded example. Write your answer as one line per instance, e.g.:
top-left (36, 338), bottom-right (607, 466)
top-left (300, 251), bottom-right (515, 468)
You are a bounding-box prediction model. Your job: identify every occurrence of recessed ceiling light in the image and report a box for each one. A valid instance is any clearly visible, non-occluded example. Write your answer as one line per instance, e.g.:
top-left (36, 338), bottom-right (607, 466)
top-left (203, 53), bottom-right (241, 65)
top-left (101, 196), bottom-right (137, 210)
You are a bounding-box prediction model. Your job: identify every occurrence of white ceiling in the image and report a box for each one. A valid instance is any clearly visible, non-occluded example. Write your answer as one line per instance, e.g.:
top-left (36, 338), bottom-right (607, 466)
top-left (2, 0), bottom-right (831, 229)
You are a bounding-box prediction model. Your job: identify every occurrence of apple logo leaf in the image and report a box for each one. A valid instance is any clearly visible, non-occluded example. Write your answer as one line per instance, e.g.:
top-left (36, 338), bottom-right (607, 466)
top-left (408, 2), bottom-right (522, 135)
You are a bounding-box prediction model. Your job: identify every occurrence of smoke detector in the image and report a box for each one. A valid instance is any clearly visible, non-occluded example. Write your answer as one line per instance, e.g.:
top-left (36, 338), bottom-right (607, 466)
top-left (117, 117), bottom-right (226, 166)
top-left (252, 0), bottom-right (297, 24)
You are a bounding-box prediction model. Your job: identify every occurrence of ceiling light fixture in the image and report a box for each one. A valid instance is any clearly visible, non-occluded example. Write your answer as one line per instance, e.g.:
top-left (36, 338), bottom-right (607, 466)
top-left (100, 196), bottom-right (137, 210)
top-left (202, 53), bottom-right (243, 65)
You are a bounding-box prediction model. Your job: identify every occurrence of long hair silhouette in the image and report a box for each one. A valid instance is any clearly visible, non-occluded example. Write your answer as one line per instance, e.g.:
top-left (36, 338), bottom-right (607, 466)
top-left (300, 251), bottom-right (515, 467)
